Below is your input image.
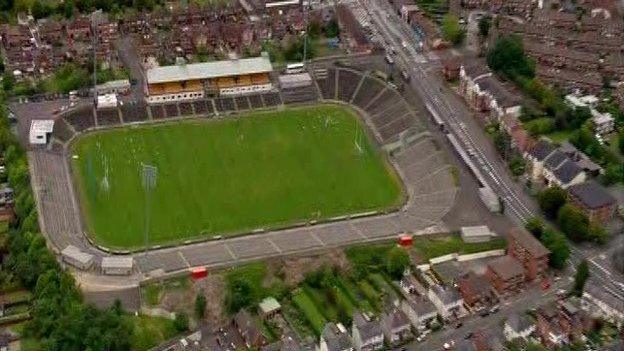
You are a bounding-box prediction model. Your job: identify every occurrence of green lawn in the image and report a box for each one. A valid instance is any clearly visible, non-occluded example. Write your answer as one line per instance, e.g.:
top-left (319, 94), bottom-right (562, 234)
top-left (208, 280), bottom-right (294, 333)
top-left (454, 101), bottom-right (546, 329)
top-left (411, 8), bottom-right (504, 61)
top-left (71, 105), bottom-right (403, 248)
top-left (127, 315), bottom-right (177, 351)
top-left (411, 234), bottom-right (507, 261)
top-left (292, 289), bottom-right (327, 334)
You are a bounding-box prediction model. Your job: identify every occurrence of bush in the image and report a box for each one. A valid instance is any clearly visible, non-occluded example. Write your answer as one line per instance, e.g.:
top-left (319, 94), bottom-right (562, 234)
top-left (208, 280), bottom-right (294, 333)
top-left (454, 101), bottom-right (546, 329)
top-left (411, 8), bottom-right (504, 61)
top-left (173, 312), bottom-right (189, 332)
top-left (557, 204), bottom-right (589, 242)
top-left (537, 186), bottom-right (567, 219)
top-left (487, 35), bottom-right (535, 80)
top-left (540, 229), bottom-right (570, 269)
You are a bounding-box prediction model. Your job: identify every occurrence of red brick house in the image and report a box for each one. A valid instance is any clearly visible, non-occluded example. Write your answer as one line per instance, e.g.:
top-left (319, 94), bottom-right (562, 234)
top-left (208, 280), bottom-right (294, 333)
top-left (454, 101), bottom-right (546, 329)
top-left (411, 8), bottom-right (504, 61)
top-left (458, 272), bottom-right (494, 307)
top-left (507, 228), bottom-right (550, 281)
top-left (486, 256), bottom-right (525, 294)
top-left (567, 181), bottom-right (617, 224)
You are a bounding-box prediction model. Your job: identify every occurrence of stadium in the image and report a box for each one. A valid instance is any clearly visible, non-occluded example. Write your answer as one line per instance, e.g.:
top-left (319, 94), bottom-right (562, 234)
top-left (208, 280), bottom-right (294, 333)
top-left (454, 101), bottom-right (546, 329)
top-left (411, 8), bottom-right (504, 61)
top-left (28, 58), bottom-right (459, 277)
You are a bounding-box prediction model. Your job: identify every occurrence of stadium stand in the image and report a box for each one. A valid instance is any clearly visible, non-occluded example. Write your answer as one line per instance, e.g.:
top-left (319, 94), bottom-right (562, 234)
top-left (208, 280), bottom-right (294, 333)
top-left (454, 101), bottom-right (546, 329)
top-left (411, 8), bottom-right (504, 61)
top-left (316, 68), bottom-right (336, 100)
top-left (150, 104), bottom-right (166, 119)
top-left (336, 69), bottom-right (362, 102)
top-left (164, 103), bottom-right (180, 118)
top-left (51, 117), bottom-right (75, 143)
top-left (249, 94), bottom-right (264, 109)
top-left (215, 97), bottom-right (235, 113)
top-left (262, 92), bottom-right (282, 107)
top-left (95, 108), bottom-right (121, 126)
top-left (192, 100), bottom-right (208, 115)
top-left (63, 105), bottom-right (96, 132)
top-left (179, 101), bottom-right (194, 116)
top-left (377, 115), bottom-right (413, 143)
top-left (364, 89), bottom-right (400, 116)
top-left (281, 85), bottom-right (319, 104)
top-left (351, 77), bottom-right (386, 109)
top-left (120, 101), bottom-right (148, 123)
top-left (235, 96), bottom-right (251, 110)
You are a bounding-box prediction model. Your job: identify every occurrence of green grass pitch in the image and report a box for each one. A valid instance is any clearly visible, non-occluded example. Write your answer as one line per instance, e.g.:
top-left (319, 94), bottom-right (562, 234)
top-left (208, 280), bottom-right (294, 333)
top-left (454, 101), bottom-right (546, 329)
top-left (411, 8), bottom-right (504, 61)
top-left (71, 105), bottom-right (404, 248)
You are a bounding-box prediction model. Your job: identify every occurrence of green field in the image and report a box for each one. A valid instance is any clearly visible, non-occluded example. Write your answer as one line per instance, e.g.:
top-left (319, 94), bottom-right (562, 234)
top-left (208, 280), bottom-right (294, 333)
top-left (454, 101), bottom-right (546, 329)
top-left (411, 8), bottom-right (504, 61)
top-left (71, 105), bottom-right (403, 248)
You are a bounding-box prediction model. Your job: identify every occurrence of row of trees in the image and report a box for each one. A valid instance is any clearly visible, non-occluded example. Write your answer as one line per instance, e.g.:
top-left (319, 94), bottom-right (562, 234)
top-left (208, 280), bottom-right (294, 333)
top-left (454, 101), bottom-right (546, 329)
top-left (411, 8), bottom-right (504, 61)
top-left (0, 91), bottom-right (136, 349)
top-left (537, 186), bottom-right (608, 244)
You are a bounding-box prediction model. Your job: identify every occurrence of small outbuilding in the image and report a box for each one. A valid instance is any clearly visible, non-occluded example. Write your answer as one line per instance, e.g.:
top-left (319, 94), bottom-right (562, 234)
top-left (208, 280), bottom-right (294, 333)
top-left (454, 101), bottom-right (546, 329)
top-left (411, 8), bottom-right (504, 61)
top-left (258, 297), bottom-right (281, 319)
top-left (61, 245), bottom-right (94, 270)
top-left (29, 119), bottom-right (54, 146)
top-left (101, 256), bottom-right (134, 275)
top-left (460, 226), bottom-right (496, 243)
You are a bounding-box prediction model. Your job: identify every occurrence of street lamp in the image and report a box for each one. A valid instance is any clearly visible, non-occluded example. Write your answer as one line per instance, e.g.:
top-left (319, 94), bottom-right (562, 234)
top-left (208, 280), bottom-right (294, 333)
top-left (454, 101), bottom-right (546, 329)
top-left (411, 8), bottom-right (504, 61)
top-left (142, 164), bottom-right (157, 254)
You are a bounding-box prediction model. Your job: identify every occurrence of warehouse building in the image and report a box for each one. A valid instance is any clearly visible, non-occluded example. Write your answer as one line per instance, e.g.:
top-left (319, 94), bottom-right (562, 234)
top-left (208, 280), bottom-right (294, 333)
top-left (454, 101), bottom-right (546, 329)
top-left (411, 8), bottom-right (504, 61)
top-left (145, 54), bottom-right (274, 103)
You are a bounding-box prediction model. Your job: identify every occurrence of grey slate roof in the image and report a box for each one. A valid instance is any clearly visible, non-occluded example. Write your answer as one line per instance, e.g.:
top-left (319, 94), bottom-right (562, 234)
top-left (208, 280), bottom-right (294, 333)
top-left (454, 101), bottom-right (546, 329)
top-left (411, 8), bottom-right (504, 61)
top-left (353, 311), bottom-right (382, 342)
top-left (506, 312), bottom-right (534, 333)
top-left (384, 308), bottom-right (410, 330)
top-left (529, 139), bottom-right (554, 161)
top-left (321, 323), bottom-right (353, 351)
top-left (431, 284), bottom-right (462, 305)
top-left (456, 339), bottom-right (477, 351)
top-left (405, 296), bottom-right (437, 316)
top-left (544, 150), bottom-right (568, 170)
top-left (569, 181), bottom-right (617, 209)
top-left (552, 159), bottom-right (583, 184)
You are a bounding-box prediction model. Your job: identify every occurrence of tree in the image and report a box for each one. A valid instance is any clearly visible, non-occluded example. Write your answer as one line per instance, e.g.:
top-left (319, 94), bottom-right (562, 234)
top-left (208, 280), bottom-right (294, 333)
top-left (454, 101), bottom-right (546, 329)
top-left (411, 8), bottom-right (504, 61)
top-left (541, 229), bottom-right (570, 269)
top-left (587, 224), bottom-right (608, 245)
top-left (557, 204), bottom-right (589, 242)
top-left (195, 292), bottom-right (207, 319)
top-left (441, 14), bottom-right (465, 45)
top-left (325, 18), bottom-right (340, 38)
top-left (478, 15), bottom-right (492, 37)
top-left (537, 186), bottom-right (567, 219)
top-left (487, 35), bottom-right (535, 80)
top-left (385, 246), bottom-right (410, 279)
top-left (2, 72), bottom-right (14, 92)
top-left (619, 130), bottom-right (624, 155)
top-left (572, 260), bottom-right (589, 297)
top-left (174, 312), bottom-right (189, 332)
top-left (525, 217), bottom-right (544, 240)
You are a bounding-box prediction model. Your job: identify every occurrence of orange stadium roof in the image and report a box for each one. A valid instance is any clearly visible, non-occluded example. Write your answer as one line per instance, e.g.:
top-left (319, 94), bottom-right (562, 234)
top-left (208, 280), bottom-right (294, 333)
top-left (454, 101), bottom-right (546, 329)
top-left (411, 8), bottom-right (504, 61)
top-left (147, 53), bottom-right (273, 84)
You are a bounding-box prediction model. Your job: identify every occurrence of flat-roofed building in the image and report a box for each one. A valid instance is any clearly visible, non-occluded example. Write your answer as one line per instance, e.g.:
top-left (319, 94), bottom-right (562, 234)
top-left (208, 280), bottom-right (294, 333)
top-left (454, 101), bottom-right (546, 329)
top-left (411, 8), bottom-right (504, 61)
top-left (61, 245), bottom-right (94, 270)
top-left (29, 119), bottom-right (54, 146)
top-left (568, 181), bottom-right (617, 224)
top-left (101, 256), bottom-right (134, 275)
top-left (508, 228), bottom-right (549, 281)
top-left (145, 53), bottom-right (273, 103)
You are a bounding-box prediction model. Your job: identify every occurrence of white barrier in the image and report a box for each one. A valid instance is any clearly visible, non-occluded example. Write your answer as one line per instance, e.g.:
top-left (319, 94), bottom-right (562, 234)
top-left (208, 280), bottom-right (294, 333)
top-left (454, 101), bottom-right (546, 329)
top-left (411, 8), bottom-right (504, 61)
top-left (429, 253), bottom-right (457, 264)
top-left (456, 249), bottom-right (505, 262)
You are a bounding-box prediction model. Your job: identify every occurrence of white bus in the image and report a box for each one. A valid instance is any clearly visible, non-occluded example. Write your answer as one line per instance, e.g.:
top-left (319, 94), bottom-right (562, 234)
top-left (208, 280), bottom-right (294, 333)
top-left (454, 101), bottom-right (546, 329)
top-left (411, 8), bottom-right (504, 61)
top-left (285, 63), bottom-right (305, 74)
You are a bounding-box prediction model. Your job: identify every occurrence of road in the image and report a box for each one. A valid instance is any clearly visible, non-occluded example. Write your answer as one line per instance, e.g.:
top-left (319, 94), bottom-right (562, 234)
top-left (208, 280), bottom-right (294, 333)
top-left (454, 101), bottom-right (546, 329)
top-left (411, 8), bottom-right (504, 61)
top-left (356, 0), bottom-right (624, 336)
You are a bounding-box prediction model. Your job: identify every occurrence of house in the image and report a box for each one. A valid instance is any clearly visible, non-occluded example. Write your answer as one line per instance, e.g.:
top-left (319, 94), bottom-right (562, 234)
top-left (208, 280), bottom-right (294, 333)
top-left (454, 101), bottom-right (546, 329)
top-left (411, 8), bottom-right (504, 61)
top-left (459, 63), bottom-right (522, 122)
top-left (541, 150), bottom-right (586, 189)
top-left (525, 139), bottom-right (556, 181)
top-left (318, 323), bottom-right (354, 351)
top-left (503, 312), bottom-right (535, 341)
top-left (259, 297), bottom-right (281, 320)
top-left (591, 110), bottom-right (615, 135)
top-left (536, 305), bottom-right (569, 348)
top-left (559, 142), bottom-right (603, 177)
top-left (486, 256), bottom-right (525, 294)
top-left (234, 309), bottom-right (268, 349)
top-left (381, 307), bottom-right (412, 345)
top-left (351, 311), bottom-right (384, 351)
top-left (400, 295), bottom-right (437, 330)
top-left (399, 275), bottom-right (425, 295)
top-left (261, 336), bottom-right (303, 351)
top-left (335, 5), bottom-right (372, 54)
top-left (507, 228), bottom-right (550, 281)
top-left (457, 272), bottom-right (494, 307)
top-left (427, 284), bottom-right (465, 318)
top-left (568, 181), bottom-right (617, 223)
top-left (442, 57), bottom-right (461, 81)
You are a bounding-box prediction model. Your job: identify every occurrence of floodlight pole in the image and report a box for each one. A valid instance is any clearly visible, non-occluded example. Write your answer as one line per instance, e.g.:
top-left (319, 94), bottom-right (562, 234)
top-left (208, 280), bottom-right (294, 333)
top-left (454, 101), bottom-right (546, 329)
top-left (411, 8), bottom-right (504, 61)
top-left (142, 164), bottom-right (157, 255)
top-left (302, 0), bottom-right (310, 65)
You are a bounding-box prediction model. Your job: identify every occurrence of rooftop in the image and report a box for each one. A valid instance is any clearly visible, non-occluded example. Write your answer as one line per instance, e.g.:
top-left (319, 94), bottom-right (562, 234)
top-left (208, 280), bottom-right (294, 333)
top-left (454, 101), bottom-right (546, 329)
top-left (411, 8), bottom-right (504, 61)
top-left (552, 159), bottom-right (583, 184)
top-left (505, 312), bottom-right (534, 333)
top-left (568, 181), bottom-right (617, 209)
top-left (29, 119), bottom-right (54, 144)
top-left (146, 54), bottom-right (273, 84)
top-left (259, 297), bottom-right (281, 314)
top-left (509, 228), bottom-right (550, 258)
top-left (488, 256), bottom-right (524, 280)
top-left (529, 139), bottom-right (555, 161)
